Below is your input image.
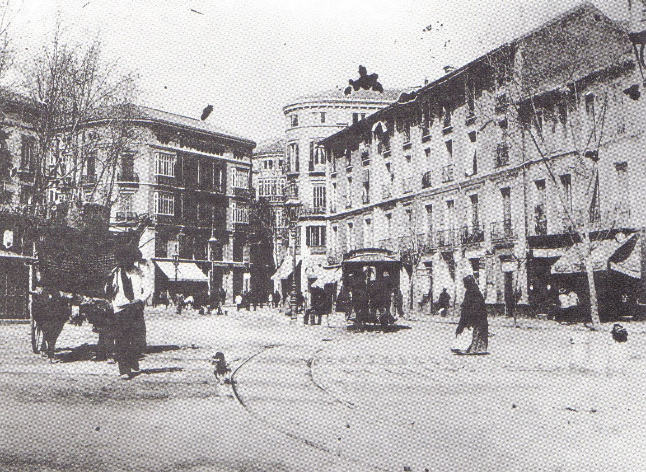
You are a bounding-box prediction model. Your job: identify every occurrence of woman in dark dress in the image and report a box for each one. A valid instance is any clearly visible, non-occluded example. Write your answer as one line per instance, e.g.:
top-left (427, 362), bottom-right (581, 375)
top-left (455, 275), bottom-right (488, 355)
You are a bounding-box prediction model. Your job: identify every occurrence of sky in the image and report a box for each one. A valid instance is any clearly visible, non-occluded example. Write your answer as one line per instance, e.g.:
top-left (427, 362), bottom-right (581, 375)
top-left (1, 0), bottom-right (635, 145)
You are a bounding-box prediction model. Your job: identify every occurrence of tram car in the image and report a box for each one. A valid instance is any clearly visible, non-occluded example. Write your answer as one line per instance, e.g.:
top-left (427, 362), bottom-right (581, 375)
top-left (341, 248), bottom-right (402, 327)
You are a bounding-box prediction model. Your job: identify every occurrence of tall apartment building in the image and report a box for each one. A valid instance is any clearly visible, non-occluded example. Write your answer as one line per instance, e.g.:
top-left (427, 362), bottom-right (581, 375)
top-left (278, 88), bottom-right (406, 303)
top-left (0, 89), bottom-right (41, 318)
top-left (322, 3), bottom-right (645, 319)
top-left (69, 105), bottom-right (256, 306)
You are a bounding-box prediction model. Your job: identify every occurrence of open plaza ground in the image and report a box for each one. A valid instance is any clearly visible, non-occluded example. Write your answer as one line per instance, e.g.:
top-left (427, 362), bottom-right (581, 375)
top-left (1, 308), bottom-right (646, 472)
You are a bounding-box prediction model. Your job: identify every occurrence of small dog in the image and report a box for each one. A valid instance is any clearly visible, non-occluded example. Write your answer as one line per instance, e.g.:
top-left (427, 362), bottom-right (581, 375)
top-left (211, 351), bottom-right (231, 384)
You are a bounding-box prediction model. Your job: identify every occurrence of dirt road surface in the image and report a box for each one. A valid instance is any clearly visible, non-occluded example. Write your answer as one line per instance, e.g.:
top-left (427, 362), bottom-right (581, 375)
top-left (1, 308), bottom-right (645, 471)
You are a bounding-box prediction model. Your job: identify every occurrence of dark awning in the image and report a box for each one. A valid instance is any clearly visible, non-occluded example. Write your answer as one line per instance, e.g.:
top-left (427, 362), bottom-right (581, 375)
top-left (610, 234), bottom-right (640, 279)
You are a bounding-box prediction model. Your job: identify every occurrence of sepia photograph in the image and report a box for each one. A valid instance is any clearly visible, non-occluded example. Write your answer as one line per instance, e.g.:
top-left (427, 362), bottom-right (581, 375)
top-left (0, 0), bottom-right (645, 470)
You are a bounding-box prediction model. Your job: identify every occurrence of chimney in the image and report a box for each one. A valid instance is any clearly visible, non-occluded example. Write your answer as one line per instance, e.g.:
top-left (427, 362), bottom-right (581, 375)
top-left (443, 65), bottom-right (455, 74)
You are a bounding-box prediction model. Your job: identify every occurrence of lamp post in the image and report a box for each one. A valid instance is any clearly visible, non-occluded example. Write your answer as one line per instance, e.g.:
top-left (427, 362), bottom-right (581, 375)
top-left (284, 184), bottom-right (302, 319)
top-left (208, 228), bottom-right (220, 308)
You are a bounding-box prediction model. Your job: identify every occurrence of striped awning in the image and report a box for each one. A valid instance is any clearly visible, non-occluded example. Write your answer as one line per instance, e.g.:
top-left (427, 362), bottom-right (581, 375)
top-left (155, 261), bottom-right (208, 282)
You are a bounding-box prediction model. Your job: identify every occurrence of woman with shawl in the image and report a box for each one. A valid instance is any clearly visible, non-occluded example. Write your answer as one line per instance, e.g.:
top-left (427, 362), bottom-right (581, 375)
top-left (455, 275), bottom-right (488, 355)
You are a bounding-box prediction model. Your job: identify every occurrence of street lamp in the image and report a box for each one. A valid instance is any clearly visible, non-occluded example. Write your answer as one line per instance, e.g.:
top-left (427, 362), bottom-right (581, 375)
top-left (284, 183), bottom-right (302, 319)
top-left (208, 227), bottom-right (220, 308)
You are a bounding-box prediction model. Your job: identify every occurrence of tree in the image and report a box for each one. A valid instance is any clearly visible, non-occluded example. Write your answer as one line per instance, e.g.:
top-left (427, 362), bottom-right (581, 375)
top-left (476, 12), bottom-right (632, 329)
top-left (21, 25), bottom-right (139, 213)
top-left (248, 197), bottom-right (279, 296)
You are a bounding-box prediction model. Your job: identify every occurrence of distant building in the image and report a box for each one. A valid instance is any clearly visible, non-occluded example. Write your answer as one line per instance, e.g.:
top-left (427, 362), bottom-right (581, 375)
top-left (0, 89), bottom-right (41, 319)
top-left (322, 3), bottom-right (645, 319)
top-left (70, 105), bottom-right (256, 306)
top-left (276, 87), bottom-right (408, 304)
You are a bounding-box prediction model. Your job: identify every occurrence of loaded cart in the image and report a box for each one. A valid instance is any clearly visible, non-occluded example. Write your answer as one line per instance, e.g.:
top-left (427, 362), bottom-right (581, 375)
top-left (27, 202), bottom-right (145, 358)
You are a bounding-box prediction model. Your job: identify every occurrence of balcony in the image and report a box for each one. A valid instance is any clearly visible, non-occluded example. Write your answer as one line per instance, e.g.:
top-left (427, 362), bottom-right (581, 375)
top-left (382, 186), bottom-right (392, 200)
top-left (80, 174), bottom-right (97, 186)
top-left (402, 178), bottom-right (413, 194)
top-left (155, 175), bottom-right (175, 187)
top-left (495, 143), bottom-right (510, 168)
top-left (233, 187), bottom-right (252, 199)
top-left (117, 173), bottom-right (139, 189)
top-left (301, 205), bottom-right (326, 217)
top-left (309, 246), bottom-right (326, 255)
top-left (377, 141), bottom-right (391, 156)
top-left (491, 220), bottom-right (515, 242)
top-left (460, 225), bottom-right (485, 245)
top-left (378, 238), bottom-right (394, 251)
top-left (327, 252), bottom-right (343, 266)
top-left (421, 171), bottom-right (432, 189)
top-left (436, 229), bottom-right (456, 248)
top-left (442, 164), bottom-right (454, 183)
top-left (152, 214), bottom-right (176, 225)
top-left (115, 211), bottom-right (139, 222)
top-left (534, 217), bottom-right (548, 236)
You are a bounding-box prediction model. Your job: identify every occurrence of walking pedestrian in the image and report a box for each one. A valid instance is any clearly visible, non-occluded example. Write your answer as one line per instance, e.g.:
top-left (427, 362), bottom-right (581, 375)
top-left (454, 275), bottom-right (488, 355)
top-left (437, 288), bottom-right (451, 317)
top-left (274, 290), bottom-right (281, 308)
top-left (108, 244), bottom-right (152, 379)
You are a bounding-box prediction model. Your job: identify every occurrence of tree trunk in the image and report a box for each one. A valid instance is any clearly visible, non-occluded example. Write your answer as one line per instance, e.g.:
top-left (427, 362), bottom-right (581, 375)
top-left (581, 234), bottom-right (601, 329)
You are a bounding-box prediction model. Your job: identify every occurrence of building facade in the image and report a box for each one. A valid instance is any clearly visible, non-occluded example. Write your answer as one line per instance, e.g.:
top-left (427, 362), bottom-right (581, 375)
top-left (322, 4), bottom-right (645, 319)
top-left (0, 89), bottom-right (41, 318)
top-left (279, 88), bottom-right (406, 304)
top-left (71, 105), bottom-right (256, 306)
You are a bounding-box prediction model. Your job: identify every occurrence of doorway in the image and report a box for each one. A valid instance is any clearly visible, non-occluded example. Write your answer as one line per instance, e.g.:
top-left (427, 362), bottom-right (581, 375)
top-left (504, 271), bottom-right (514, 318)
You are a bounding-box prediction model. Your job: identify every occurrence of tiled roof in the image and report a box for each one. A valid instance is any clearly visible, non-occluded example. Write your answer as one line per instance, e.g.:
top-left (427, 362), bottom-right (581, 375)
top-left (287, 87), bottom-right (413, 107)
top-left (253, 139), bottom-right (285, 156)
top-left (129, 105), bottom-right (255, 145)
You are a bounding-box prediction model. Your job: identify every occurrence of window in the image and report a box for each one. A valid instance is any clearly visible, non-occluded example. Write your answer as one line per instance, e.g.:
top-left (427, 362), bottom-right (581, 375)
top-left (119, 193), bottom-right (133, 212)
top-left (425, 204), bottom-right (433, 235)
top-left (320, 112), bottom-right (326, 124)
top-left (443, 106), bottom-right (452, 129)
top-left (232, 167), bottom-right (249, 188)
top-left (405, 206), bottom-right (413, 226)
top-left (467, 83), bottom-right (476, 117)
top-left (155, 152), bottom-right (175, 177)
top-left (86, 150), bottom-right (96, 177)
top-left (560, 174), bottom-right (572, 214)
top-left (470, 194), bottom-right (479, 228)
top-left (534, 179), bottom-right (547, 234)
top-left (290, 114), bottom-right (299, 127)
top-left (287, 143), bottom-right (299, 172)
top-left (501, 187), bottom-right (511, 222)
top-left (385, 213), bottom-right (392, 239)
top-left (446, 200), bottom-right (455, 230)
top-left (313, 185), bottom-right (326, 212)
top-left (352, 113), bottom-right (366, 125)
top-left (468, 131), bottom-right (477, 175)
top-left (231, 202), bottom-right (249, 224)
top-left (306, 226), bottom-right (326, 247)
top-left (445, 140), bottom-right (453, 162)
top-left (346, 176), bottom-right (353, 208)
top-left (309, 141), bottom-right (326, 170)
top-left (154, 192), bottom-right (175, 215)
top-left (362, 179), bottom-right (370, 204)
top-left (403, 119), bottom-right (411, 143)
top-left (20, 136), bottom-right (36, 172)
top-left (364, 218), bottom-right (372, 248)
top-left (347, 221), bottom-right (355, 251)
top-left (331, 182), bottom-right (337, 212)
top-left (589, 174), bottom-right (600, 223)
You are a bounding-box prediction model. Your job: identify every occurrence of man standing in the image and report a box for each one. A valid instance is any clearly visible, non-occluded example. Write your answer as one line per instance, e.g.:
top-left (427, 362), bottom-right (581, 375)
top-left (108, 244), bottom-right (152, 380)
top-left (437, 288), bottom-right (451, 317)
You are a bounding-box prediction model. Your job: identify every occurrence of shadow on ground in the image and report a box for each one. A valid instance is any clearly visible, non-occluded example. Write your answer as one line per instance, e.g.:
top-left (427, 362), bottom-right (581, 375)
top-left (56, 344), bottom-right (182, 363)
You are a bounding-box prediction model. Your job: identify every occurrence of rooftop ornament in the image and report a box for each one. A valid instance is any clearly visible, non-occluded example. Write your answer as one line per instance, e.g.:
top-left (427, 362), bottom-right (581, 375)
top-left (344, 65), bottom-right (384, 95)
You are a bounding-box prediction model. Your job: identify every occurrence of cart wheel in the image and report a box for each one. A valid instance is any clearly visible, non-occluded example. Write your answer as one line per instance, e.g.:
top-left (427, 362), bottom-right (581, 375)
top-left (31, 321), bottom-right (42, 354)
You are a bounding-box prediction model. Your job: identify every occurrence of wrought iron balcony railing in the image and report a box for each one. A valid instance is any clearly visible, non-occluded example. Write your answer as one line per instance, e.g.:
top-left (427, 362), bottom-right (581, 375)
top-left (491, 220), bottom-right (515, 241)
top-left (460, 225), bottom-right (485, 245)
top-left (442, 164), bottom-right (454, 183)
top-left (117, 173), bottom-right (139, 188)
top-left (436, 229), bottom-right (456, 247)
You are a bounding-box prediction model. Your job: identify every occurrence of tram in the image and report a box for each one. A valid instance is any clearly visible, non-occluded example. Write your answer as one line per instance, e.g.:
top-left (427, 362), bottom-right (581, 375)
top-left (340, 248), bottom-right (402, 327)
